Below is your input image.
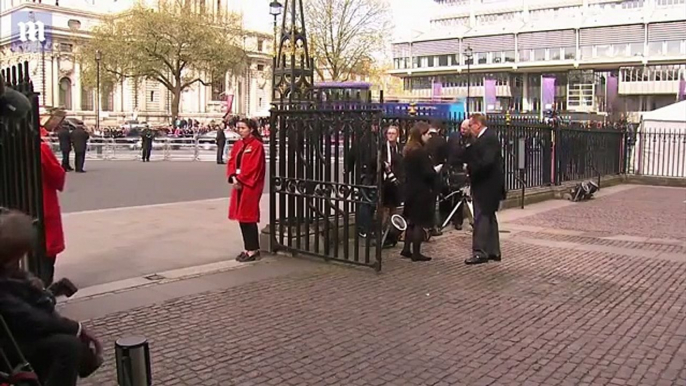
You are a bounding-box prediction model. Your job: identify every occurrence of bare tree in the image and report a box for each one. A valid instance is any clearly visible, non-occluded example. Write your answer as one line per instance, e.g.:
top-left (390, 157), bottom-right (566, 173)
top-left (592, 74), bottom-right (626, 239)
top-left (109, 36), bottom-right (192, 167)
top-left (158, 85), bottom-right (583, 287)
top-left (304, 0), bottom-right (391, 81)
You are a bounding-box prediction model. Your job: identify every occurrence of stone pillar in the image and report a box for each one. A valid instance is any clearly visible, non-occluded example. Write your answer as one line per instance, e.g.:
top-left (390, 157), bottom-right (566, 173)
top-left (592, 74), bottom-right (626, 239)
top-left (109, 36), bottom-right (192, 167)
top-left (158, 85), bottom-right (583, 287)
top-left (522, 74), bottom-right (530, 112)
top-left (72, 60), bottom-right (82, 113)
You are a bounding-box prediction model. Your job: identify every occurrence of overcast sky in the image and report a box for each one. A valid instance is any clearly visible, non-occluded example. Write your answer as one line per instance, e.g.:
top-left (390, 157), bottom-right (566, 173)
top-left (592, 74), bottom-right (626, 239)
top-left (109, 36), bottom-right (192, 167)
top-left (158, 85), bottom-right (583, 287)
top-left (239, 0), bottom-right (434, 41)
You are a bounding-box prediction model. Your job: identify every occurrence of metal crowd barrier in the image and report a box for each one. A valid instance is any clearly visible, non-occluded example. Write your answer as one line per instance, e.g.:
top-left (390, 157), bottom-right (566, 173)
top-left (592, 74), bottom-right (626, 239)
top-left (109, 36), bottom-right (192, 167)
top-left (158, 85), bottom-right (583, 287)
top-left (45, 137), bottom-right (234, 162)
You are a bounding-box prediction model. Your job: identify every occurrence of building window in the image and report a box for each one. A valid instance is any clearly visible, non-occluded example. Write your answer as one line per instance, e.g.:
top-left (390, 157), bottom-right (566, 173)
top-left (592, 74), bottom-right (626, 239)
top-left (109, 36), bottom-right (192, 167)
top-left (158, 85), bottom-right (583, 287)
top-left (534, 49), bottom-right (546, 61)
top-left (666, 41), bottom-right (683, 55)
top-left (504, 51), bottom-right (515, 63)
top-left (562, 47), bottom-right (575, 60)
top-left (438, 55), bottom-right (449, 67)
top-left (58, 77), bottom-right (72, 110)
top-left (80, 86), bottom-right (93, 111)
top-left (150, 91), bottom-right (155, 102)
top-left (580, 46), bottom-right (593, 60)
top-left (211, 75), bottom-right (226, 101)
top-left (59, 43), bottom-right (73, 52)
top-left (257, 64), bottom-right (265, 71)
top-left (648, 42), bottom-right (663, 55)
top-left (518, 50), bottom-right (531, 62)
top-left (550, 48), bottom-right (561, 60)
top-left (257, 39), bottom-right (264, 52)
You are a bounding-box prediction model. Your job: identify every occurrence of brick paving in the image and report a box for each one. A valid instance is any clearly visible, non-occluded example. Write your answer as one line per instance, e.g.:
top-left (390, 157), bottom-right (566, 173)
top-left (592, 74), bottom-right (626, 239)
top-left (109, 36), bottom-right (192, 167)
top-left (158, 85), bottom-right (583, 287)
top-left (77, 186), bottom-right (686, 386)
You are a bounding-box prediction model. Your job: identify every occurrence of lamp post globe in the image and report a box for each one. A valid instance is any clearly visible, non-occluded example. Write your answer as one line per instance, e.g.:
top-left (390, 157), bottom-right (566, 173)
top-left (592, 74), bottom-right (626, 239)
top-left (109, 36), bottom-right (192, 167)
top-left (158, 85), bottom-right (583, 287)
top-left (269, 0), bottom-right (282, 16)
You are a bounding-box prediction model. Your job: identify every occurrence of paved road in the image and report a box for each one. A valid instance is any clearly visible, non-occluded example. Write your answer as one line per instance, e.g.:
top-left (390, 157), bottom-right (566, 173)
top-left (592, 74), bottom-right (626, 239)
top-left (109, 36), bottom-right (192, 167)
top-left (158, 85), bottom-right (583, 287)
top-left (69, 185), bottom-right (686, 385)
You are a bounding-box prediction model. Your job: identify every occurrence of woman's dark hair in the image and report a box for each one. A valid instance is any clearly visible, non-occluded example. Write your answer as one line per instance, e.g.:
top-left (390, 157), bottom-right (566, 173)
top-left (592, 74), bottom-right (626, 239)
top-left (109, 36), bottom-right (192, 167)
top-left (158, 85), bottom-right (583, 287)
top-left (238, 118), bottom-right (262, 142)
top-left (403, 121), bottom-right (430, 156)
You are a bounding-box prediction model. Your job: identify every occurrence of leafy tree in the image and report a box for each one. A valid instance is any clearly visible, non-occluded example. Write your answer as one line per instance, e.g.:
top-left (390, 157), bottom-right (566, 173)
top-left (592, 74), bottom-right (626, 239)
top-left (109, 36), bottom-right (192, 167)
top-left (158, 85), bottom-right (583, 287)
top-left (79, 0), bottom-right (246, 120)
top-left (304, 0), bottom-right (391, 82)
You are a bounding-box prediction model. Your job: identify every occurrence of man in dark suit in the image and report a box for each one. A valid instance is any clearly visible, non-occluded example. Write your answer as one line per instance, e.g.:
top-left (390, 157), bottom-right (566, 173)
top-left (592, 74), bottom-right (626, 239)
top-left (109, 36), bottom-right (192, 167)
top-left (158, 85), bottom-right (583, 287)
top-left (464, 114), bottom-right (505, 265)
top-left (425, 122), bottom-right (448, 236)
top-left (440, 123), bottom-right (469, 230)
top-left (56, 125), bottom-right (73, 171)
top-left (216, 126), bottom-right (226, 164)
top-left (70, 126), bottom-right (89, 173)
top-left (346, 124), bottom-right (379, 238)
top-left (141, 128), bottom-right (154, 162)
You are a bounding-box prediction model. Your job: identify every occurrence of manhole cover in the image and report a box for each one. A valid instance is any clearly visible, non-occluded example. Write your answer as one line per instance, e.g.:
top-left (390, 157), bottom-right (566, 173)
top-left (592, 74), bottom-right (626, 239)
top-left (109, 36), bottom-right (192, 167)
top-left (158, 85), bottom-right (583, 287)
top-left (144, 274), bottom-right (165, 281)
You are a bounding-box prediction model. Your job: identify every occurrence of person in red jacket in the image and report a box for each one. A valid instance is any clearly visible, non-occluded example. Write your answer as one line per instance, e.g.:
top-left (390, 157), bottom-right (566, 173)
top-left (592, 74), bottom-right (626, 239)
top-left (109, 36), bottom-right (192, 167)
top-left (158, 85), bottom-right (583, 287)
top-left (226, 118), bottom-right (266, 263)
top-left (40, 129), bottom-right (66, 286)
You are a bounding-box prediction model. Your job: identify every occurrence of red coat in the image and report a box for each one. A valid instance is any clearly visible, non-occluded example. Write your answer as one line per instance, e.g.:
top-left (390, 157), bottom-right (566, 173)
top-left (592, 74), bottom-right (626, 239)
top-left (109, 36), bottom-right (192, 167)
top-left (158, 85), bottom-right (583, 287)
top-left (40, 141), bottom-right (66, 258)
top-left (227, 136), bottom-right (266, 223)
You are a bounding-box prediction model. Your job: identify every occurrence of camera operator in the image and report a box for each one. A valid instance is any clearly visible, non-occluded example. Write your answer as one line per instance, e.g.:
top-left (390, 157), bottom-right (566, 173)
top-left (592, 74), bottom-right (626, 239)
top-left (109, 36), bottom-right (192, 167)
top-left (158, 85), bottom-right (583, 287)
top-left (439, 120), bottom-right (470, 230)
top-left (424, 121), bottom-right (448, 236)
top-left (0, 209), bottom-right (102, 386)
top-left (346, 124), bottom-right (379, 239)
top-left (380, 125), bottom-right (403, 246)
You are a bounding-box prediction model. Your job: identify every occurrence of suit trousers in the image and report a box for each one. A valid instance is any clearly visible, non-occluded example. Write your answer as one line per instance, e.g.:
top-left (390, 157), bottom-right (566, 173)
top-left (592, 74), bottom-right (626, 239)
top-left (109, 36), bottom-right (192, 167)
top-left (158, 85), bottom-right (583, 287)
top-left (61, 150), bottom-right (72, 170)
top-left (472, 200), bottom-right (501, 258)
top-left (216, 142), bottom-right (226, 163)
top-left (74, 152), bottom-right (86, 172)
top-left (239, 222), bottom-right (260, 251)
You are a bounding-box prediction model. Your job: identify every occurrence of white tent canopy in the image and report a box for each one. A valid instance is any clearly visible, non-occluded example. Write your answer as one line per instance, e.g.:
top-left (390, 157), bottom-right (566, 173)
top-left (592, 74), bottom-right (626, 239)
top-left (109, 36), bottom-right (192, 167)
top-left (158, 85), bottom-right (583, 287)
top-left (632, 100), bottom-right (686, 177)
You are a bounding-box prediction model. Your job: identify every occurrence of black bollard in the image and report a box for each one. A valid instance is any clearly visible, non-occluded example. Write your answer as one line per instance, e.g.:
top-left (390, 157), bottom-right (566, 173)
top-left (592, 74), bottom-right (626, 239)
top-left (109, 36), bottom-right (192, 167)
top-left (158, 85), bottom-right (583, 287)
top-left (115, 336), bottom-right (152, 386)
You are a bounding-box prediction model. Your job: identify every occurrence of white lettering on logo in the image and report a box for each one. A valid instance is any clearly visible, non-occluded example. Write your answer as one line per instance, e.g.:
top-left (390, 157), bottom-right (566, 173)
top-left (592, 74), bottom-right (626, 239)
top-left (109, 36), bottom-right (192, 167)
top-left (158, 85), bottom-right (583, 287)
top-left (18, 21), bottom-right (46, 43)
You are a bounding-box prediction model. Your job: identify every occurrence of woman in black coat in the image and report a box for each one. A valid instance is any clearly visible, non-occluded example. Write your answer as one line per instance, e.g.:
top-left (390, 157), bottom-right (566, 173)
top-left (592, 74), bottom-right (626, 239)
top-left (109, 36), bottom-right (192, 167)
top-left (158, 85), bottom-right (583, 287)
top-left (400, 122), bottom-right (437, 262)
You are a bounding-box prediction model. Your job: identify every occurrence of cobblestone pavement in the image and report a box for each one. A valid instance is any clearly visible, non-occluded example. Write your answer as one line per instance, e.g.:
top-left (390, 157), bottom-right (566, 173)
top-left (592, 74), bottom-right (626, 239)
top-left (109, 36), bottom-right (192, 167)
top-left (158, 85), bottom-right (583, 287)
top-left (79, 186), bottom-right (686, 386)
top-left (512, 186), bottom-right (686, 241)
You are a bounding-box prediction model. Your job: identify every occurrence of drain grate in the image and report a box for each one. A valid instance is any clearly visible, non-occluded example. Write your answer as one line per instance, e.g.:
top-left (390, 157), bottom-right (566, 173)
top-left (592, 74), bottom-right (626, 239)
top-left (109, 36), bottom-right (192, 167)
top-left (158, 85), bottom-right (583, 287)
top-left (143, 274), bottom-right (166, 281)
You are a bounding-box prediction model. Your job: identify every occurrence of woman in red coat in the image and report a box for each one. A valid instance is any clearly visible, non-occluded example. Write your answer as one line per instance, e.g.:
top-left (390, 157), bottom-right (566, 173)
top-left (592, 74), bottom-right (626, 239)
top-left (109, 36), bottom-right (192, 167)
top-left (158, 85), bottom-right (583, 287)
top-left (227, 118), bottom-right (266, 262)
top-left (40, 128), bottom-right (66, 286)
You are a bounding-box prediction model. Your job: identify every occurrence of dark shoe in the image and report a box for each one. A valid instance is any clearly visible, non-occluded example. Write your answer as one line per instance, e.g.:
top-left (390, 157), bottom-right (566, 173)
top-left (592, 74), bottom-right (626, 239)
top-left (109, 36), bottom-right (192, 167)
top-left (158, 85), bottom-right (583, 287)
top-left (400, 250), bottom-right (412, 259)
top-left (75, 170), bottom-right (86, 173)
top-left (242, 251), bottom-right (261, 262)
top-left (454, 223), bottom-right (463, 231)
top-left (411, 254), bottom-right (432, 262)
top-left (464, 255), bottom-right (489, 265)
top-left (430, 228), bottom-right (442, 237)
top-left (489, 255), bottom-right (502, 262)
top-left (235, 252), bottom-right (247, 262)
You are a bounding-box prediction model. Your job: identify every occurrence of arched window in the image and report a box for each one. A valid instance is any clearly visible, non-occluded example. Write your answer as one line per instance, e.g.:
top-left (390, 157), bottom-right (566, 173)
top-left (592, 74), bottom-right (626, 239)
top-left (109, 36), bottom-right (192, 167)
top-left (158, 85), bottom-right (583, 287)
top-left (59, 77), bottom-right (72, 110)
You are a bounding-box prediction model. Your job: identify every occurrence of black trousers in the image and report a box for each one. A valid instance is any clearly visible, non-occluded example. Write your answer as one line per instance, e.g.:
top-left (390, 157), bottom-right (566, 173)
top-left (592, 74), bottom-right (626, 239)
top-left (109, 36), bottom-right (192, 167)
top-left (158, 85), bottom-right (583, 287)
top-left (472, 200), bottom-right (501, 258)
top-left (61, 150), bottom-right (72, 170)
top-left (20, 334), bottom-right (83, 386)
top-left (74, 152), bottom-right (86, 172)
top-left (142, 144), bottom-right (152, 161)
top-left (216, 142), bottom-right (226, 163)
top-left (239, 222), bottom-right (260, 251)
top-left (39, 255), bottom-right (56, 287)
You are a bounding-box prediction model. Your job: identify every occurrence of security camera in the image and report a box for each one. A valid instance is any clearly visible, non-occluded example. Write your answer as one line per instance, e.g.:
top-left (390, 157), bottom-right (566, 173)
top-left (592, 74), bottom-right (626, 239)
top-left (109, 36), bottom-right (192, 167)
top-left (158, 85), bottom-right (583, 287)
top-left (0, 76), bottom-right (32, 119)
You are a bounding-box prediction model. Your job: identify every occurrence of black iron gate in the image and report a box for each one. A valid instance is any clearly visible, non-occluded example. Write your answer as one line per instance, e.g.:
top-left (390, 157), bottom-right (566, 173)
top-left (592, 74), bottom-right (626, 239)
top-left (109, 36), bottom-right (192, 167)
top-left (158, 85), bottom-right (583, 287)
top-left (269, 99), bottom-right (384, 270)
top-left (0, 61), bottom-right (46, 274)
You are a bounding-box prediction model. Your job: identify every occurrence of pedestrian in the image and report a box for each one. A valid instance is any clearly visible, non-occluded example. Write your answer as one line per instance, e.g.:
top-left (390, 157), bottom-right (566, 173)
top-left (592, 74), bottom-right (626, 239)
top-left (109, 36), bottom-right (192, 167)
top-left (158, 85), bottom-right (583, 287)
top-left (346, 124), bottom-right (379, 238)
top-left (70, 126), bottom-right (89, 173)
top-left (141, 128), bottom-right (154, 162)
top-left (39, 129), bottom-right (67, 286)
top-left (400, 122), bottom-right (436, 262)
top-left (216, 125), bottom-right (226, 164)
top-left (227, 118), bottom-right (266, 263)
top-left (56, 124), bottom-right (73, 172)
top-left (463, 113), bottom-right (506, 265)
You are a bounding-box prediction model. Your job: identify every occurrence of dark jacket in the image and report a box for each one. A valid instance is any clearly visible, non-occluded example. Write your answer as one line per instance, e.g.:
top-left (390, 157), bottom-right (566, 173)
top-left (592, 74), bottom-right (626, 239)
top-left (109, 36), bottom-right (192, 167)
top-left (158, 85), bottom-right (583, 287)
top-left (381, 141), bottom-right (404, 207)
top-left (446, 132), bottom-right (467, 170)
top-left (465, 128), bottom-right (506, 214)
top-left (0, 272), bottom-right (79, 346)
top-left (424, 133), bottom-right (447, 166)
top-left (141, 129), bottom-right (155, 146)
top-left (216, 128), bottom-right (226, 144)
top-left (70, 128), bottom-right (90, 153)
top-left (346, 130), bottom-right (379, 182)
top-left (402, 145), bottom-right (437, 227)
top-left (56, 126), bottom-right (72, 152)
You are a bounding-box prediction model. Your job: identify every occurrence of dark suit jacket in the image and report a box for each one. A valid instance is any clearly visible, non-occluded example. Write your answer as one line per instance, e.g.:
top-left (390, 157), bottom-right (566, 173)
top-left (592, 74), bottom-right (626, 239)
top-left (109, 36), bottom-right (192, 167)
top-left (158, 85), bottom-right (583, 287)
top-left (466, 128), bottom-right (505, 214)
top-left (70, 128), bottom-right (90, 153)
top-left (56, 127), bottom-right (72, 152)
top-left (402, 146), bottom-right (437, 227)
top-left (346, 131), bottom-right (379, 181)
top-left (216, 128), bottom-right (226, 144)
top-left (424, 134), bottom-right (447, 166)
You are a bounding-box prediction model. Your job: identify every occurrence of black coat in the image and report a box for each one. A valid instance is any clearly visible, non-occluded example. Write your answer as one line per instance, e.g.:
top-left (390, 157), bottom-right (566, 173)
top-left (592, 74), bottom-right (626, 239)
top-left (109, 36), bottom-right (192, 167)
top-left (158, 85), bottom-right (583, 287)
top-left (216, 128), bottom-right (226, 144)
top-left (70, 128), bottom-right (90, 153)
top-left (56, 127), bottom-right (72, 152)
top-left (402, 146), bottom-right (437, 227)
top-left (381, 141), bottom-right (403, 207)
top-left (465, 128), bottom-right (506, 214)
top-left (346, 131), bottom-right (379, 182)
top-left (0, 273), bottom-right (80, 346)
top-left (424, 134), bottom-right (447, 166)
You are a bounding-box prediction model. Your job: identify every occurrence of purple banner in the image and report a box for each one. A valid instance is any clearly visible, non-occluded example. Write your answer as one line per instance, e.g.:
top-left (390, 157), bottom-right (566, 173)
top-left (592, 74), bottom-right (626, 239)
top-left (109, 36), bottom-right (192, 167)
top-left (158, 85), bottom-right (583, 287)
top-left (484, 78), bottom-right (496, 112)
top-left (432, 80), bottom-right (442, 101)
top-left (678, 77), bottom-right (686, 101)
top-left (541, 76), bottom-right (556, 111)
top-left (606, 74), bottom-right (618, 112)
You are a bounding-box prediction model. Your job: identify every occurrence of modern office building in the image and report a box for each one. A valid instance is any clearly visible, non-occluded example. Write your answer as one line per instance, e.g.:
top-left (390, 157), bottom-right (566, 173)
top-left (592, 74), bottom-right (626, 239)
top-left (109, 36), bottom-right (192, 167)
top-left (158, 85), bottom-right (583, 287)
top-left (0, 0), bottom-right (274, 125)
top-left (389, 0), bottom-right (686, 119)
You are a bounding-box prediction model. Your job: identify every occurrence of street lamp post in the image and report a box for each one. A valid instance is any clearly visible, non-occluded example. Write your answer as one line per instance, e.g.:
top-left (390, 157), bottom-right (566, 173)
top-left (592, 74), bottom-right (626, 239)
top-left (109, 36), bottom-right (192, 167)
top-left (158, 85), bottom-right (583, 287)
top-left (95, 49), bottom-right (102, 132)
top-left (269, 1), bottom-right (283, 56)
top-left (464, 45), bottom-right (473, 116)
